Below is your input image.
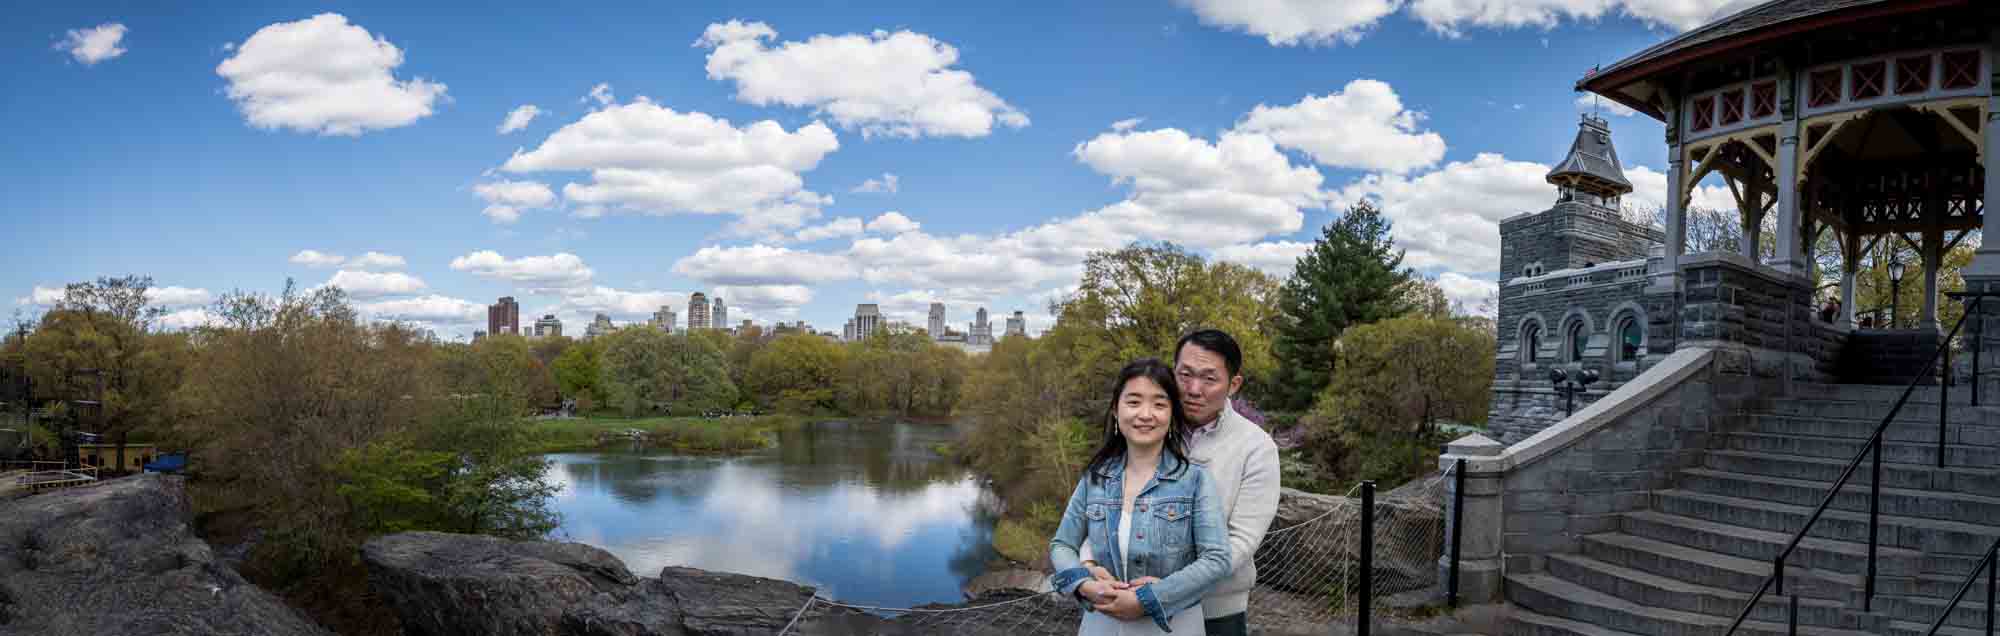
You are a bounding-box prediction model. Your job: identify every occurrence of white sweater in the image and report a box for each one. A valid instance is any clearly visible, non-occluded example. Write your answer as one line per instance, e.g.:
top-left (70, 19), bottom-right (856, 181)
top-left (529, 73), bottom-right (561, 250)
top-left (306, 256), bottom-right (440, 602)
top-left (1079, 402), bottom-right (1282, 618)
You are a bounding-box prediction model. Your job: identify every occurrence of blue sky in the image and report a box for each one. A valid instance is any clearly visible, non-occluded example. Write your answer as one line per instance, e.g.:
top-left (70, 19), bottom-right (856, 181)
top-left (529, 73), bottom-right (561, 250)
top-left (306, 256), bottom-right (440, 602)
top-left (5, 1), bottom-right (1757, 338)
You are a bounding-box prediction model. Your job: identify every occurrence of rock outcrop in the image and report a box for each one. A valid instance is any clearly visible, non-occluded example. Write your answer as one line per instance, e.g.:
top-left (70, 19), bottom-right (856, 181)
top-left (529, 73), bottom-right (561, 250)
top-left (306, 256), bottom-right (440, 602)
top-left (364, 531), bottom-right (1081, 636)
top-left (0, 473), bottom-right (330, 636)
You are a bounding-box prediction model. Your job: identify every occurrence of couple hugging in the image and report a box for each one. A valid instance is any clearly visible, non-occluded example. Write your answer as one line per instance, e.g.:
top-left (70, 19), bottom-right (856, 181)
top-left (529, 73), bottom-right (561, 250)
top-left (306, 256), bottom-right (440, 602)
top-left (1048, 329), bottom-right (1281, 635)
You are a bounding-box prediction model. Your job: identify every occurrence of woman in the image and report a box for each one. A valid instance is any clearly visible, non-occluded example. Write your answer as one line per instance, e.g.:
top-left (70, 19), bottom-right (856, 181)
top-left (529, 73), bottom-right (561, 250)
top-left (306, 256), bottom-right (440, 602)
top-left (1049, 358), bottom-right (1230, 634)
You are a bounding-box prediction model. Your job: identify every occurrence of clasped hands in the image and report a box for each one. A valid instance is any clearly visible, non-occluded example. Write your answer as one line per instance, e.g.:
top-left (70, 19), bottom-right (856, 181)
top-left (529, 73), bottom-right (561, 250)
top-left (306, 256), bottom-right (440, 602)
top-left (1077, 564), bottom-right (1158, 621)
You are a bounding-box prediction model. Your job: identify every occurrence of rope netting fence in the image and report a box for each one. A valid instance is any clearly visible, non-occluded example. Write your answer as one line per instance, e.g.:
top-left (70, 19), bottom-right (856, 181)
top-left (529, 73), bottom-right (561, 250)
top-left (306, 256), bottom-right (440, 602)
top-left (778, 463), bottom-right (1456, 635)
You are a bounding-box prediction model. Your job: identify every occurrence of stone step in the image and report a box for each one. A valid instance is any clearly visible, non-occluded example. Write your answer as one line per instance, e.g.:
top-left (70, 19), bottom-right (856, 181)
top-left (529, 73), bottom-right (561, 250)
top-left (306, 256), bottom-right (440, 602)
top-left (1620, 510), bottom-right (1925, 579)
top-left (1504, 608), bottom-right (1648, 636)
top-left (1881, 593), bottom-right (2000, 631)
top-left (1678, 468), bottom-right (2000, 530)
top-left (1784, 383), bottom-right (1985, 404)
top-left (1508, 573), bottom-right (1876, 636)
top-left (1741, 414), bottom-right (2000, 447)
top-left (1652, 489), bottom-right (2000, 561)
top-left (1701, 451), bottom-right (2000, 497)
top-left (1886, 619), bottom-right (1993, 636)
top-left (1545, 554), bottom-right (1861, 628)
top-left (1580, 532), bottom-right (1860, 600)
top-left (1718, 432), bottom-right (2000, 467)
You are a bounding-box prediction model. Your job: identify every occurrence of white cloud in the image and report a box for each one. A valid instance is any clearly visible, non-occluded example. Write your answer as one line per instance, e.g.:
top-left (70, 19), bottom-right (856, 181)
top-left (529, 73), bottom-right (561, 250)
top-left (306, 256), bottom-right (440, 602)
top-left (541, 286), bottom-right (684, 323)
top-left (846, 230), bottom-right (1078, 295)
top-left (1436, 272), bottom-right (1499, 312)
top-left (864, 288), bottom-right (994, 326)
top-left (1179, 0), bottom-right (1402, 46)
top-left (1331, 152), bottom-right (1555, 273)
top-left (357, 294), bottom-right (484, 323)
top-left (146, 286), bottom-right (214, 307)
top-left (323, 270), bottom-right (427, 298)
top-left (851, 173), bottom-right (900, 194)
top-left (1235, 79), bottom-right (1447, 173)
top-left (712, 284), bottom-right (813, 315)
top-left (16, 286), bottom-right (65, 306)
top-left (1626, 165), bottom-right (1738, 214)
top-left (449, 251), bottom-right (595, 290)
top-left (696, 20), bottom-right (1028, 139)
top-left (584, 82), bottom-right (614, 106)
top-left (1111, 118), bottom-right (1144, 132)
top-left (216, 13), bottom-right (447, 136)
top-left (289, 249), bottom-right (346, 268)
top-left (1575, 93), bottom-right (1638, 117)
top-left (671, 245), bottom-right (857, 286)
top-left (57, 23), bottom-right (128, 65)
top-left (1213, 241), bottom-right (1312, 278)
top-left (1064, 127), bottom-right (1324, 250)
top-left (348, 251), bottom-right (406, 270)
top-left (1408, 0), bottom-right (1758, 35)
top-left (864, 211), bottom-right (921, 235)
top-left (499, 101), bottom-right (840, 236)
top-left (159, 308), bottom-right (220, 331)
top-left (794, 217), bottom-right (865, 242)
top-left (474, 180), bottom-right (557, 224)
top-left (498, 104), bottom-right (541, 134)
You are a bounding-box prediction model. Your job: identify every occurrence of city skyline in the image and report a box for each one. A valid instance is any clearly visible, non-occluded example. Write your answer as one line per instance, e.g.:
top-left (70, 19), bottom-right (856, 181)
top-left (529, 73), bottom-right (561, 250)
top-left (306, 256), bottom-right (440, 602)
top-left (5, 3), bottom-right (1750, 339)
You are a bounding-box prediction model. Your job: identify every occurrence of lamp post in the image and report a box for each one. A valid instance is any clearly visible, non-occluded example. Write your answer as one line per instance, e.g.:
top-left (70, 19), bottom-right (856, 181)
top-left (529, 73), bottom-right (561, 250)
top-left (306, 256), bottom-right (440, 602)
top-left (1888, 259), bottom-right (1906, 329)
top-left (1549, 367), bottom-right (1601, 417)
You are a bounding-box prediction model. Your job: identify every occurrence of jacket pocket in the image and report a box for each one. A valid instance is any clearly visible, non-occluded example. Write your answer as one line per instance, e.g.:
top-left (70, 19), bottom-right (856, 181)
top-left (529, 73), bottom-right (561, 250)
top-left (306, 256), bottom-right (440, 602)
top-left (1150, 499), bottom-right (1194, 551)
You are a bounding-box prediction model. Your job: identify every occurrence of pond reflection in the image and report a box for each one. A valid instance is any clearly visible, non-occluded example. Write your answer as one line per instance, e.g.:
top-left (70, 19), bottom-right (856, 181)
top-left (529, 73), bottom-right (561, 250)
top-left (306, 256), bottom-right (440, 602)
top-left (545, 419), bottom-right (1000, 609)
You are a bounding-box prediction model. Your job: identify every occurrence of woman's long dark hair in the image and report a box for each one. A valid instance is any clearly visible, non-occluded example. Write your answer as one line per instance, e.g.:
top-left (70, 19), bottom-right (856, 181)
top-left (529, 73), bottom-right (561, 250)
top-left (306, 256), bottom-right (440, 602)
top-left (1084, 358), bottom-right (1193, 484)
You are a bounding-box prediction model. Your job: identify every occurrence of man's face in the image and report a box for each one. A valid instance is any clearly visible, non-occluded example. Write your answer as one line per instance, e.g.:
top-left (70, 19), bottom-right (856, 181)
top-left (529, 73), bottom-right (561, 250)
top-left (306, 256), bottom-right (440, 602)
top-left (1175, 342), bottom-right (1241, 425)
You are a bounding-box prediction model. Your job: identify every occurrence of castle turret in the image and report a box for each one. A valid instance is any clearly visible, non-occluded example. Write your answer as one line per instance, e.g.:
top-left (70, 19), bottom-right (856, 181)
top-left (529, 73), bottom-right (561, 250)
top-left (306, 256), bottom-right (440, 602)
top-left (1546, 113), bottom-right (1634, 206)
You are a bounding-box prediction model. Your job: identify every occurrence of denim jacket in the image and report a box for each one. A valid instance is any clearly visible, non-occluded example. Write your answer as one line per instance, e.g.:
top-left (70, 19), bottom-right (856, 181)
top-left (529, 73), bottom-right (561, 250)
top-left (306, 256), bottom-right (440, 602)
top-left (1048, 452), bottom-right (1229, 632)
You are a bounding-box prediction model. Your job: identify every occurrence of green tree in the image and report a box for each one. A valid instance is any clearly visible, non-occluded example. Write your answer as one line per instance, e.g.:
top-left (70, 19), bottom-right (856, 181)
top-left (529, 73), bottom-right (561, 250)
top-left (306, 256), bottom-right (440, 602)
top-left (1271, 201), bottom-right (1416, 410)
top-left (599, 328), bottom-right (737, 415)
top-left (551, 339), bottom-right (604, 409)
top-left (747, 333), bottom-right (847, 414)
top-left (24, 276), bottom-right (191, 469)
top-left (1304, 314), bottom-right (1494, 485)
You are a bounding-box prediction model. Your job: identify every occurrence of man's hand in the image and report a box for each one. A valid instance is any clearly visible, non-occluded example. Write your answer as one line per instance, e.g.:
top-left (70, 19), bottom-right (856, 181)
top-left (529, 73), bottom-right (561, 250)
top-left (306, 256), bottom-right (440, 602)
top-left (1076, 580), bottom-right (1115, 605)
top-left (1092, 587), bottom-right (1146, 621)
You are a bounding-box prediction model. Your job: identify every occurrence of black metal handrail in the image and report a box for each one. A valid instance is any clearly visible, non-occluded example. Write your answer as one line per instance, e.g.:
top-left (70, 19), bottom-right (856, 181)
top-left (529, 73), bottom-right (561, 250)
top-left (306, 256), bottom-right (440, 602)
top-left (1725, 292), bottom-right (1991, 634)
top-left (1925, 536), bottom-right (1999, 635)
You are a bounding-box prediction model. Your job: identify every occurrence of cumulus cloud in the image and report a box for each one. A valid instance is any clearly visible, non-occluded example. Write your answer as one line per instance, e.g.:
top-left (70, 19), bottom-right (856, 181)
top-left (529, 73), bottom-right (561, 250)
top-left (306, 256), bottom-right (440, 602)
top-left (474, 180), bottom-right (557, 224)
top-left (290, 249), bottom-right (347, 268)
top-left (1235, 79), bottom-right (1447, 173)
top-left (18, 285), bottom-right (211, 308)
top-left (348, 251), bottom-right (406, 270)
top-left (712, 284), bottom-right (813, 316)
top-left (323, 270), bottom-right (427, 298)
top-left (1212, 241), bottom-right (1312, 278)
top-left (159, 308), bottom-right (220, 331)
top-left (16, 286), bottom-right (65, 307)
top-left (1063, 127), bottom-right (1323, 250)
top-left (1179, 0), bottom-right (1402, 46)
top-left (584, 82), bottom-right (614, 106)
top-left (851, 173), bottom-right (899, 194)
top-left (1625, 165), bottom-right (1737, 213)
top-left (696, 20), bottom-right (1028, 138)
top-left (1436, 272), bottom-right (1499, 312)
top-left (864, 211), bottom-right (921, 235)
top-left (1111, 118), bottom-right (1144, 132)
top-left (541, 286), bottom-right (685, 323)
top-left (499, 100), bottom-right (839, 236)
top-left (1576, 93), bottom-right (1638, 117)
top-left (846, 229), bottom-right (1079, 295)
top-left (671, 245), bottom-right (857, 286)
top-left (1331, 152), bottom-right (1555, 273)
top-left (1408, 0), bottom-right (1759, 35)
top-left (216, 13), bottom-right (447, 136)
top-left (794, 217), bottom-right (865, 242)
top-left (449, 251), bottom-right (594, 290)
top-left (864, 288), bottom-right (995, 326)
top-left (57, 23), bottom-right (128, 65)
top-left (357, 294), bottom-right (484, 323)
top-left (498, 104), bottom-right (541, 133)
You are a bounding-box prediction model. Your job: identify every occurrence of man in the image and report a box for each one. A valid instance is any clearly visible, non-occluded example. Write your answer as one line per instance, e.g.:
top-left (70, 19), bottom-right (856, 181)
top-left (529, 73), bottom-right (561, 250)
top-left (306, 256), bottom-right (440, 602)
top-left (1080, 329), bottom-right (1282, 635)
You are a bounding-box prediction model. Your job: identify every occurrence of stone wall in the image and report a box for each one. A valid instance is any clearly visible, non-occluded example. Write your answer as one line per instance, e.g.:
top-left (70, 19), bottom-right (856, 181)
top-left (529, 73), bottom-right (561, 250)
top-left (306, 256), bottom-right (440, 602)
top-left (1499, 202), bottom-right (1662, 279)
top-left (1679, 251), bottom-right (1844, 382)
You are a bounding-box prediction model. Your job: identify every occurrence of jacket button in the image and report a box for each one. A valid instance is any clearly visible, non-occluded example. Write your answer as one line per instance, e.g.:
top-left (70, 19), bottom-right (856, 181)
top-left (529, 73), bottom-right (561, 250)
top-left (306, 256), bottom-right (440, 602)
top-left (1138, 505), bottom-right (1148, 512)
top-left (1136, 533), bottom-right (1144, 540)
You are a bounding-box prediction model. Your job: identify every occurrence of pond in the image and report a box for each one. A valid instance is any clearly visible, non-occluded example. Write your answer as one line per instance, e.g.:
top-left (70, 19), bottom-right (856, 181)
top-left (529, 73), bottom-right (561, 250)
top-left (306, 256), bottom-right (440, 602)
top-left (543, 419), bottom-right (1003, 610)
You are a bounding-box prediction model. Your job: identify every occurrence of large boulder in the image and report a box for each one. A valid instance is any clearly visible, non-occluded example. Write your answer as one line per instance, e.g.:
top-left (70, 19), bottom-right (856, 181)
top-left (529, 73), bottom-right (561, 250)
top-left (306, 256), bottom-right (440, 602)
top-left (0, 473), bottom-right (330, 636)
top-left (1254, 481), bottom-right (1445, 597)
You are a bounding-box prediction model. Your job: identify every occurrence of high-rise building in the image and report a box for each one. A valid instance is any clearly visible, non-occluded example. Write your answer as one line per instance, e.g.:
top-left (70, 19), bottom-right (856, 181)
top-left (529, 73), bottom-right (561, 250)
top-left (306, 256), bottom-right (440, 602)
top-left (585, 314), bottom-right (614, 340)
top-left (688, 293), bottom-right (712, 330)
top-left (927, 303), bottom-right (946, 339)
top-left (712, 297), bottom-right (728, 328)
top-left (650, 306), bottom-right (677, 332)
top-left (1004, 310), bottom-right (1027, 338)
top-left (472, 330), bottom-right (488, 342)
top-left (487, 296), bottom-right (520, 336)
top-left (848, 304), bottom-right (882, 341)
top-left (534, 314), bottom-right (563, 338)
top-left (969, 307), bottom-right (993, 345)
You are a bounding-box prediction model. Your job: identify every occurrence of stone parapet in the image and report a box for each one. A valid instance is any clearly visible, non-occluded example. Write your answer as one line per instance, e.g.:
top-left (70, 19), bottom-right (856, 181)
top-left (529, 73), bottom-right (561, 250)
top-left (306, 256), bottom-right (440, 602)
top-left (1677, 251), bottom-right (1837, 382)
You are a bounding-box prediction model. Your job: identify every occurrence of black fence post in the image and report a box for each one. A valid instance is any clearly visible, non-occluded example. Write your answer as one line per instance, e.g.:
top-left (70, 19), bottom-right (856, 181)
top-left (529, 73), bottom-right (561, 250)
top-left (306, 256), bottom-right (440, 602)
top-left (1941, 342), bottom-right (1952, 469)
top-left (1360, 480), bottom-right (1375, 636)
top-left (1449, 458), bottom-right (1466, 608)
top-left (1986, 550), bottom-right (1994, 636)
top-left (1789, 594), bottom-right (1799, 636)
top-left (1975, 296), bottom-right (1984, 407)
top-left (1869, 442), bottom-right (1880, 612)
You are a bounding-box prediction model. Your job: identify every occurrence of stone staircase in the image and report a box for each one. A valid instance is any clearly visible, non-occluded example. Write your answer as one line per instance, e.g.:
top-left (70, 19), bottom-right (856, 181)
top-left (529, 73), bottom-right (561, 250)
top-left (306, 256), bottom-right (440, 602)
top-left (1506, 383), bottom-right (2000, 636)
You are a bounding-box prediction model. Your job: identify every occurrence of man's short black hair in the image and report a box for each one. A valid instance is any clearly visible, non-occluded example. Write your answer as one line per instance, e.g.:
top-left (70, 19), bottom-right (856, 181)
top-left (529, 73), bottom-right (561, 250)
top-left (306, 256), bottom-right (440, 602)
top-left (1174, 328), bottom-right (1242, 378)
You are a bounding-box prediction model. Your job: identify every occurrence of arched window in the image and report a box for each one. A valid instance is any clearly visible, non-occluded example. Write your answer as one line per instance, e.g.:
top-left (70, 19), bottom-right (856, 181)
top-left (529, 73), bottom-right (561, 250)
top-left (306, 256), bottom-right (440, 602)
top-left (1523, 324), bottom-right (1542, 363)
top-left (1618, 317), bottom-right (1642, 361)
top-left (1568, 322), bottom-right (1587, 362)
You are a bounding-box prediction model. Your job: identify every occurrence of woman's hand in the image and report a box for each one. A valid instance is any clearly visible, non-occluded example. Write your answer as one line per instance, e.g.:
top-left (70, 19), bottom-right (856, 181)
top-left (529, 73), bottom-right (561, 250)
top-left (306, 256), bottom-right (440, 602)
top-left (1077, 580), bottom-right (1116, 605)
top-left (1124, 576), bottom-right (1162, 588)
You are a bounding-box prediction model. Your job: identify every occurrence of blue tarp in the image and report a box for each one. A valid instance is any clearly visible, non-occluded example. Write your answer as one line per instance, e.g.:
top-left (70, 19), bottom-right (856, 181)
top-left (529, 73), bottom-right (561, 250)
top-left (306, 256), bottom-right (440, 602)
top-left (143, 452), bottom-right (186, 473)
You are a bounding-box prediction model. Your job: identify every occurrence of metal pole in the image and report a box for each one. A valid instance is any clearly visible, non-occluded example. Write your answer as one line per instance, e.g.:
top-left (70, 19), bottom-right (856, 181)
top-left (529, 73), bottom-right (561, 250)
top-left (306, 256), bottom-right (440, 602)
top-left (1987, 550), bottom-right (1995, 636)
top-left (1893, 277), bottom-right (1902, 329)
top-left (1789, 594), bottom-right (1799, 636)
top-left (1450, 458), bottom-right (1466, 608)
top-left (1976, 296), bottom-right (1984, 407)
top-left (1360, 480), bottom-right (1375, 636)
top-left (1868, 441), bottom-right (1880, 611)
top-left (1775, 556), bottom-right (1785, 597)
top-left (1942, 341), bottom-right (1952, 469)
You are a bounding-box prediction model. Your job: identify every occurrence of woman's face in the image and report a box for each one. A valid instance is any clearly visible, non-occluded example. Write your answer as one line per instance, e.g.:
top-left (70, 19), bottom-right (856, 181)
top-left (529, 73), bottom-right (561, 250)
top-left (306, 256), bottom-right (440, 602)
top-left (1116, 375), bottom-right (1175, 449)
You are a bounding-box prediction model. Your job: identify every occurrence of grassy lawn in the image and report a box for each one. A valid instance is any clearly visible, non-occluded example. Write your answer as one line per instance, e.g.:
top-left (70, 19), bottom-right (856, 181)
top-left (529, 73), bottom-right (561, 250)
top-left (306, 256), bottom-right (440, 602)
top-left (524, 414), bottom-right (804, 454)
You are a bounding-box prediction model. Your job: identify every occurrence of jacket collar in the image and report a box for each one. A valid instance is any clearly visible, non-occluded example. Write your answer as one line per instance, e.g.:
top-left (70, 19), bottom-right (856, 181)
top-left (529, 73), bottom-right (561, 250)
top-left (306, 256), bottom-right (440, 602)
top-left (1093, 449), bottom-right (1190, 484)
